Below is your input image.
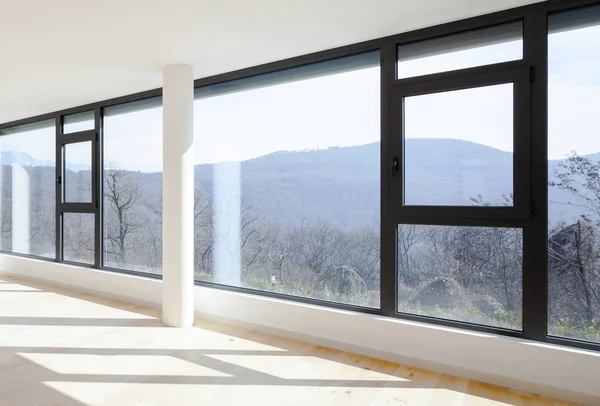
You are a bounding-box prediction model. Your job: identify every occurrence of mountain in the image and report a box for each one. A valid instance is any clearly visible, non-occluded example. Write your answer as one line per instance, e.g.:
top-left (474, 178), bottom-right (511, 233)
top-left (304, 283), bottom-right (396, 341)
top-left (403, 139), bottom-right (513, 206)
top-left (195, 142), bottom-right (380, 230)
top-left (0, 151), bottom-right (89, 172)
top-left (3, 139), bottom-right (594, 228)
top-left (194, 139), bottom-right (590, 228)
top-left (0, 151), bottom-right (54, 167)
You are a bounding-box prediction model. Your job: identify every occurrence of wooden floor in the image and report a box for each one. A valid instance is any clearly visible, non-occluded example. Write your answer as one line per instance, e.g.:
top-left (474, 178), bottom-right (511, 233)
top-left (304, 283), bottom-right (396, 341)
top-left (0, 276), bottom-right (575, 406)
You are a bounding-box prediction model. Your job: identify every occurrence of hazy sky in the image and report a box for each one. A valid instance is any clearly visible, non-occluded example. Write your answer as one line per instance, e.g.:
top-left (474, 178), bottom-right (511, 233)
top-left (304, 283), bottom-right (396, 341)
top-left (1, 22), bottom-right (599, 172)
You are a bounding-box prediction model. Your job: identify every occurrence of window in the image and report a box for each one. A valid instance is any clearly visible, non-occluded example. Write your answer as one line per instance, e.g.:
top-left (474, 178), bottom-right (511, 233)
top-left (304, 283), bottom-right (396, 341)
top-left (397, 22), bottom-right (523, 79)
top-left (63, 213), bottom-right (94, 264)
top-left (194, 52), bottom-right (380, 307)
top-left (64, 111), bottom-right (94, 134)
top-left (391, 17), bottom-right (529, 330)
top-left (103, 98), bottom-right (163, 274)
top-left (64, 141), bottom-right (92, 203)
top-left (397, 224), bottom-right (522, 329)
top-left (548, 6), bottom-right (600, 343)
top-left (404, 84), bottom-right (514, 206)
top-left (0, 120), bottom-right (55, 258)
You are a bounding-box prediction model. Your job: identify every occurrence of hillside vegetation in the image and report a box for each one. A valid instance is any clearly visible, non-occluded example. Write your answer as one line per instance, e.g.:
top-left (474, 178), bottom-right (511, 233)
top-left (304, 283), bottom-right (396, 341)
top-left (0, 139), bottom-right (598, 341)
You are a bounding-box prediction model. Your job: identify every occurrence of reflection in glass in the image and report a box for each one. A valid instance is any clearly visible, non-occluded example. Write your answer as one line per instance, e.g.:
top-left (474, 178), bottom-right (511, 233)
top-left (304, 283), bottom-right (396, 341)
top-left (0, 120), bottom-right (56, 258)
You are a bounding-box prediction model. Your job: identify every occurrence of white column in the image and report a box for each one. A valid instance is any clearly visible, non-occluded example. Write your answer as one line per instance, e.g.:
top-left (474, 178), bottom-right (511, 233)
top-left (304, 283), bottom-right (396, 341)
top-left (162, 64), bottom-right (194, 328)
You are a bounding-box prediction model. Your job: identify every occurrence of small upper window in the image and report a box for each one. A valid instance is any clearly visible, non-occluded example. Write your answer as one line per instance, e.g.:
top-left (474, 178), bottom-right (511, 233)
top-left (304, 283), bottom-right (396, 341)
top-left (397, 21), bottom-right (523, 79)
top-left (63, 110), bottom-right (94, 134)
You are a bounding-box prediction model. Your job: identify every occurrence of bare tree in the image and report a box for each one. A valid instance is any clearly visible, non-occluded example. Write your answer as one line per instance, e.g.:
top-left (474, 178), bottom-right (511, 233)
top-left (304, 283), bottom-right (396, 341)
top-left (397, 224), bottom-right (424, 288)
top-left (342, 228), bottom-right (380, 290)
top-left (550, 151), bottom-right (600, 221)
top-left (549, 219), bottom-right (600, 327)
top-left (104, 165), bottom-right (142, 266)
top-left (549, 152), bottom-right (600, 330)
top-left (266, 223), bottom-right (299, 286)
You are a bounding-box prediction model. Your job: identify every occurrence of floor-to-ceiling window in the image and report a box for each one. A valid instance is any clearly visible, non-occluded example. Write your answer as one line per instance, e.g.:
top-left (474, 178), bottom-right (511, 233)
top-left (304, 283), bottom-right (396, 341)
top-left (103, 98), bottom-right (163, 274)
top-left (193, 53), bottom-right (381, 307)
top-left (0, 120), bottom-right (55, 258)
top-left (548, 5), bottom-right (600, 343)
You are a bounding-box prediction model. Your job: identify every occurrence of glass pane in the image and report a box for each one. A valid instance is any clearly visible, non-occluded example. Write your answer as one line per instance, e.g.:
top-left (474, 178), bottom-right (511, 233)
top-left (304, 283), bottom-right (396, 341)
top-left (404, 84), bottom-right (513, 206)
top-left (64, 142), bottom-right (92, 203)
top-left (63, 111), bottom-right (94, 133)
top-left (103, 98), bottom-right (162, 274)
top-left (0, 120), bottom-right (55, 258)
top-left (548, 6), bottom-right (600, 343)
top-left (194, 52), bottom-right (380, 308)
top-left (397, 224), bottom-right (522, 330)
top-left (397, 22), bottom-right (523, 79)
top-left (63, 213), bottom-right (94, 264)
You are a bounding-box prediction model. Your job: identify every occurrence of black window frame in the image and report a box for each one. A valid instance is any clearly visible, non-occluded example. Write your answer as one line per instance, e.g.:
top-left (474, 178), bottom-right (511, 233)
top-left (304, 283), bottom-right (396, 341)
top-left (55, 109), bottom-right (99, 267)
top-left (0, 0), bottom-right (597, 352)
top-left (390, 63), bottom-right (531, 219)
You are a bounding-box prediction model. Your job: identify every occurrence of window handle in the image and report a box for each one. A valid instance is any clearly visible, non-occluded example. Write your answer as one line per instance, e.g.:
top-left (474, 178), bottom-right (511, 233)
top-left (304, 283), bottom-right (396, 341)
top-left (392, 156), bottom-right (399, 177)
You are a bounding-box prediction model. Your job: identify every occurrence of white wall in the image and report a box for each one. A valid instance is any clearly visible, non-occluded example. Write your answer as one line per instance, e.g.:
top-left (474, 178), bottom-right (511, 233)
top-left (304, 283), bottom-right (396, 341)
top-left (1, 255), bottom-right (599, 406)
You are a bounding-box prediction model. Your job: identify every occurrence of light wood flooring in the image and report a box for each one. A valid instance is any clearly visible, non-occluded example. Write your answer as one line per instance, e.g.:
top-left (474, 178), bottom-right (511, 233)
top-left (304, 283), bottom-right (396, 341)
top-left (0, 275), bottom-right (577, 406)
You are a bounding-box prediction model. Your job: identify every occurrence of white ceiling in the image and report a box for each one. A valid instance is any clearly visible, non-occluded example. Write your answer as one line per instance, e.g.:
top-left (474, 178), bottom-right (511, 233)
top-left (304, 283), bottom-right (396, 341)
top-left (0, 0), bottom-right (545, 124)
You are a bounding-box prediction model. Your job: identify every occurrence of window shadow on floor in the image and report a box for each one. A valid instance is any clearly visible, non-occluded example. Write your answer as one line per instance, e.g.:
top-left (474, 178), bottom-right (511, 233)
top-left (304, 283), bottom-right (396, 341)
top-left (0, 343), bottom-right (550, 406)
top-left (0, 275), bottom-right (559, 405)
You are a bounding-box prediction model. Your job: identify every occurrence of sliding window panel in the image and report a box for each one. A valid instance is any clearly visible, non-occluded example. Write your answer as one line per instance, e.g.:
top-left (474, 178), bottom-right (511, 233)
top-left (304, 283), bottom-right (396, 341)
top-left (0, 120), bottom-right (56, 258)
top-left (390, 67), bottom-right (530, 219)
top-left (194, 52), bottom-right (381, 308)
top-left (548, 5), bottom-right (600, 344)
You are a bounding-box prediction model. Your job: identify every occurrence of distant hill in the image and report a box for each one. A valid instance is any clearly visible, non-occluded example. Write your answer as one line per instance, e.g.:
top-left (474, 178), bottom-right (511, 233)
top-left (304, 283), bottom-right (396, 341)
top-left (194, 142), bottom-right (380, 230)
top-left (194, 139), bottom-right (590, 228)
top-left (0, 151), bottom-right (54, 168)
top-left (0, 151), bottom-right (88, 172)
top-left (4, 139), bottom-right (595, 228)
top-left (403, 139), bottom-right (513, 206)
